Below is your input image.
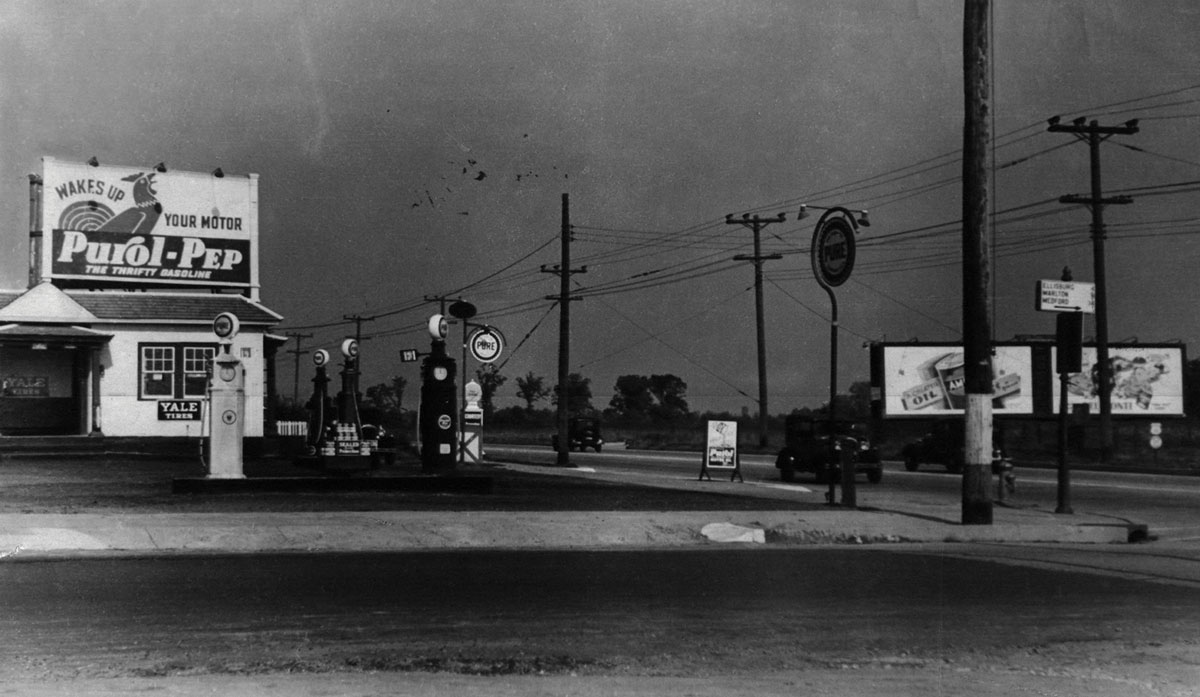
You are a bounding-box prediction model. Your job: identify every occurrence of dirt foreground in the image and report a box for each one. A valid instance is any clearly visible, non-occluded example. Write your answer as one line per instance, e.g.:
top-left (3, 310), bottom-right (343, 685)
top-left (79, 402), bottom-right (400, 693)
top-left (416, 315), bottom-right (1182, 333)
top-left (5, 645), bottom-right (1198, 697)
top-left (1, 455), bottom-right (1197, 696)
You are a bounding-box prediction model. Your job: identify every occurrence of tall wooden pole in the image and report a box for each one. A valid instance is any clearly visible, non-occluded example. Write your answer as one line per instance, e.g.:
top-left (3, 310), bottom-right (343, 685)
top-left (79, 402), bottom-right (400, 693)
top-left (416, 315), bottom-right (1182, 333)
top-left (556, 193), bottom-right (571, 466)
top-left (962, 0), bottom-right (994, 524)
top-left (1049, 118), bottom-right (1138, 463)
top-left (728, 213), bottom-right (785, 449)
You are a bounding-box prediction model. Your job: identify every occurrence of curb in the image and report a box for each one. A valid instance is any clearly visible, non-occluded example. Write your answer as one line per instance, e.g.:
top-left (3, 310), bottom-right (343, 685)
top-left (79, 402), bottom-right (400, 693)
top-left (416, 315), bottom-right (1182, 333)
top-left (170, 474), bottom-right (494, 494)
top-left (0, 508), bottom-right (1140, 559)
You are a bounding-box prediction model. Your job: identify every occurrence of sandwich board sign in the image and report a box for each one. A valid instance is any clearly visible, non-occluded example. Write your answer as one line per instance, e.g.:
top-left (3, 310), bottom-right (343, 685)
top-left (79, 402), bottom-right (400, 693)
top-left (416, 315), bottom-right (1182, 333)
top-left (698, 420), bottom-right (743, 482)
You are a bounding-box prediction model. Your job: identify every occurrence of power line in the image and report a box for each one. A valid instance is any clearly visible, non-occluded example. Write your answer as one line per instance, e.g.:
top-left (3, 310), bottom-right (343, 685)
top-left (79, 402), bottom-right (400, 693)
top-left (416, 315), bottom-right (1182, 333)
top-left (581, 286), bottom-right (754, 402)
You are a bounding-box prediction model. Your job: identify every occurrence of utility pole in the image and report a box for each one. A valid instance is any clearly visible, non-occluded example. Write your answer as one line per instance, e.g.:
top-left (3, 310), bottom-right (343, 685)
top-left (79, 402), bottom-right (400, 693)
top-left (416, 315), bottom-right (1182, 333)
top-left (541, 194), bottom-right (586, 466)
top-left (962, 0), bottom-right (993, 524)
top-left (342, 314), bottom-right (376, 374)
top-left (1048, 115), bottom-right (1138, 463)
top-left (424, 295), bottom-right (453, 316)
top-left (285, 332), bottom-right (313, 405)
top-left (726, 212), bottom-right (785, 449)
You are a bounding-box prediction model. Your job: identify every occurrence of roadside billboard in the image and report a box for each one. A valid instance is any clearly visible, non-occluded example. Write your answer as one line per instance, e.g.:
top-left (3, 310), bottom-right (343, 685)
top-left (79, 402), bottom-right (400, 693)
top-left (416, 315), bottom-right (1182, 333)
top-left (1052, 345), bottom-right (1185, 416)
top-left (40, 156), bottom-right (258, 290)
top-left (880, 344), bottom-right (1034, 417)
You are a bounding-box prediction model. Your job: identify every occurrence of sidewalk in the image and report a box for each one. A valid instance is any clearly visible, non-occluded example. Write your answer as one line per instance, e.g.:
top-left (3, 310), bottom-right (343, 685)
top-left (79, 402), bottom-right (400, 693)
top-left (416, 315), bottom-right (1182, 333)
top-left (0, 456), bottom-right (1146, 558)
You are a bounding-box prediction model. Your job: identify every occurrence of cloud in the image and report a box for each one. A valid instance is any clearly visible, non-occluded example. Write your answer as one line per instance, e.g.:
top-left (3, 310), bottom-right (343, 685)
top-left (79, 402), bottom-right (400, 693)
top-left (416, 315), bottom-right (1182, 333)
top-left (293, 15), bottom-right (332, 158)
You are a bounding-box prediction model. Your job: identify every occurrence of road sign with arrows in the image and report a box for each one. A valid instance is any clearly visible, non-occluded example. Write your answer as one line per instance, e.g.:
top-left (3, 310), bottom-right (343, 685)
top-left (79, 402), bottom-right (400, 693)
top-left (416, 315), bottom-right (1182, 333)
top-left (1036, 279), bottom-right (1095, 313)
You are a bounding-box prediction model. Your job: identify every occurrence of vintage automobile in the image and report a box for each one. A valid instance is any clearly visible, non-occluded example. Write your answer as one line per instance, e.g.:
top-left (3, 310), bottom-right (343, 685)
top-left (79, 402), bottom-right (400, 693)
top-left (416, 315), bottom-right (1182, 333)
top-left (775, 414), bottom-right (883, 484)
top-left (902, 420), bottom-right (966, 472)
top-left (902, 420), bottom-right (1014, 481)
top-left (360, 423), bottom-right (399, 467)
top-left (551, 417), bottom-right (604, 452)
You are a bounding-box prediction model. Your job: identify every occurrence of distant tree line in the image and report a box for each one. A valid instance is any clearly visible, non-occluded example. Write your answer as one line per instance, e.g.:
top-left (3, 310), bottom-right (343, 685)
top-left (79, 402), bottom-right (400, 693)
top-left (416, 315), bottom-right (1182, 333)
top-left (276, 354), bottom-right (1200, 434)
top-left (277, 362), bottom-right (879, 433)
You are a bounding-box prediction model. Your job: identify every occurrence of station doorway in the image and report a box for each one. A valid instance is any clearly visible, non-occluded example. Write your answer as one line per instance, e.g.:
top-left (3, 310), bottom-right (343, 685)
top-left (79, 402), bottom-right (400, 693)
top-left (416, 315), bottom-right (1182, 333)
top-left (0, 345), bottom-right (89, 436)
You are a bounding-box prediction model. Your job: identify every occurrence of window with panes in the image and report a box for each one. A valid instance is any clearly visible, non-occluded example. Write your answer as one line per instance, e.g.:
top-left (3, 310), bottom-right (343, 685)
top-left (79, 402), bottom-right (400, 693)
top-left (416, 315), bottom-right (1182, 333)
top-left (139, 343), bottom-right (217, 399)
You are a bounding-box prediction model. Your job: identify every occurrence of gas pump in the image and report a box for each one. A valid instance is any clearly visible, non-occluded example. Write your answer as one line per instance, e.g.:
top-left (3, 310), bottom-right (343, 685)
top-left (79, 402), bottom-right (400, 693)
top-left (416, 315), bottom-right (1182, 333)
top-left (461, 380), bottom-right (484, 465)
top-left (304, 349), bottom-right (332, 456)
top-left (207, 312), bottom-right (245, 479)
top-left (420, 314), bottom-right (458, 473)
top-left (334, 339), bottom-right (365, 452)
top-left (320, 338), bottom-right (371, 470)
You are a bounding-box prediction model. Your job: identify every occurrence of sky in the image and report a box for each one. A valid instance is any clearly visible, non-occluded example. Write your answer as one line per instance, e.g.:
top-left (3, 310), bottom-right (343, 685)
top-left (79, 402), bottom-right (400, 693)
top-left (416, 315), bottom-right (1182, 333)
top-left (4, 0), bottom-right (1200, 415)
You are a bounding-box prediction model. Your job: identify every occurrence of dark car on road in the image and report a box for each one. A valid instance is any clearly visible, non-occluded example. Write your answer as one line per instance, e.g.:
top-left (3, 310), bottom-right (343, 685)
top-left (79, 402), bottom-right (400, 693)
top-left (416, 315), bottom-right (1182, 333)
top-left (902, 420), bottom-right (1014, 477)
top-left (551, 417), bottom-right (604, 452)
top-left (775, 414), bottom-right (883, 484)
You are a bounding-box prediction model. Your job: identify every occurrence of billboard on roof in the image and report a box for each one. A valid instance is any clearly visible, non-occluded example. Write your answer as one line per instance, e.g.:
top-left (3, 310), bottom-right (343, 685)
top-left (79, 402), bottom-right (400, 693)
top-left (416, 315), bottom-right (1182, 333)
top-left (40, 157), bottom-right (258, 290)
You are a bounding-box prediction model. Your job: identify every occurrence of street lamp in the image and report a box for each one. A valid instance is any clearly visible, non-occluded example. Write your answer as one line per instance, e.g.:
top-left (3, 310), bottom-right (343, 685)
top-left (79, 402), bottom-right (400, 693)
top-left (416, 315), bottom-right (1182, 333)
top-left (802, 204), bottom-right (868, 508)
top-left (798, 204), bottom-right (870, 228)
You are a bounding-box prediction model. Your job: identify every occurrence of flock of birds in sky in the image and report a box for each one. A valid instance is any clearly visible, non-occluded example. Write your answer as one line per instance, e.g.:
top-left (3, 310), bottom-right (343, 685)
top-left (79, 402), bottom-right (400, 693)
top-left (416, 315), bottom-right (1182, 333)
top-left (408, 132), bottom-right (569, 215)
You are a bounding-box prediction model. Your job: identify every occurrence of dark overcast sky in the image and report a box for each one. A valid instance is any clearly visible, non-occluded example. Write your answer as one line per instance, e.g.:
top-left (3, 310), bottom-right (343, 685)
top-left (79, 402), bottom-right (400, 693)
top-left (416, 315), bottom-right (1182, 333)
top-left (4, 1), bottom-right (1200, 413)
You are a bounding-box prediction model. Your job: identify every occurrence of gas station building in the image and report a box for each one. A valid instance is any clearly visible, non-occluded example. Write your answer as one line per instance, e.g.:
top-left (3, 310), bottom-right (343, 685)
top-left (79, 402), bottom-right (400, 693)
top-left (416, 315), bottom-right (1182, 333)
top-left (0, 157), bottom-right (284, 437)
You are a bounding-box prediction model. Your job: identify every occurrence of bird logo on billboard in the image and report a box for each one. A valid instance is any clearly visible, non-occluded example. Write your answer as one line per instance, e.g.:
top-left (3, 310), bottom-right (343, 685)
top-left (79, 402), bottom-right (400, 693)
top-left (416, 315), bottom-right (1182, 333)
top-left (57, 171), bottom-right (162, 235)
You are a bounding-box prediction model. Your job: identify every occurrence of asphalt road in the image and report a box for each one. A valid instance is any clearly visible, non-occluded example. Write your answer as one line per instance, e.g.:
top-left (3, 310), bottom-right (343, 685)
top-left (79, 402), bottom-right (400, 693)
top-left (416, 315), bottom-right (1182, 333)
top-left (487, 444), bottom-right (1200, 540)
top-left (4, 547), bottom-right (1199, 691)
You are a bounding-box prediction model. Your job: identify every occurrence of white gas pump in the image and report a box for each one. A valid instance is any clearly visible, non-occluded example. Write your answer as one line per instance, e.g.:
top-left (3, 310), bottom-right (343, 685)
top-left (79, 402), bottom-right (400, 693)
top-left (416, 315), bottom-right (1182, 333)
top-left (207, 312), bottom-right (245, 478)
top-left (461, 379), bottom-right (484, 465)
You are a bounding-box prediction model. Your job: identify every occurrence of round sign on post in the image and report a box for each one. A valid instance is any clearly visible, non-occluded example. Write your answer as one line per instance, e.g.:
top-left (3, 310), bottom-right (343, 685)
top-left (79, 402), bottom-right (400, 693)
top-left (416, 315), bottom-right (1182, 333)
top-left (468, 327), bottom-right (504, 363)
top-left (811, 215), bottom-right (856, 287)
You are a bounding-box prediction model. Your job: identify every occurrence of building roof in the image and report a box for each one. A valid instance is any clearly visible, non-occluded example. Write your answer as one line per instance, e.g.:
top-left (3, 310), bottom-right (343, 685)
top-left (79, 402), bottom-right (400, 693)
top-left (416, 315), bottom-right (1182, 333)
top-left (0, 283), bottom-right (282, 326)
top-left (0, 282), bottom-right (96, 322)
top-left (0, 323), bottom-right (112, 344)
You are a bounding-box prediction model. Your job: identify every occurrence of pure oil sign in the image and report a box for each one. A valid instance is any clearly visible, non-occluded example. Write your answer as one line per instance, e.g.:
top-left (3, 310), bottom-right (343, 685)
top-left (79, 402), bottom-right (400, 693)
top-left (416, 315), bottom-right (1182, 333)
top-left (41, 157), bottom-right (257, 289)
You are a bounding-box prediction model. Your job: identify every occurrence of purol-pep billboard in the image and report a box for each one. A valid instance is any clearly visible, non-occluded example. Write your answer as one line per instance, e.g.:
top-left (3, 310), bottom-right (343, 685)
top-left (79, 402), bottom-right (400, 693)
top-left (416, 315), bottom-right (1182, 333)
top-left (41, 157), bottom-right (258, 290)
top-left (880, 344), bottom-right (1034, 417)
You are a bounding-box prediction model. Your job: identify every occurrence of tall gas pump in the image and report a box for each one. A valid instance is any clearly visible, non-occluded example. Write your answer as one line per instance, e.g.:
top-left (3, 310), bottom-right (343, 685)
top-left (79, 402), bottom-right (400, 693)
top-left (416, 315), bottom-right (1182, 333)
top-left (323, 338), bottom-right (371, 470)
top-left (207, 312), bottom-right (245, 479)
top-left (335, 338), bottom-right (364, 447)
top-left (304, 349), bottom-right (332, 456)
top-left (420, 314), bottom-right (457, 473)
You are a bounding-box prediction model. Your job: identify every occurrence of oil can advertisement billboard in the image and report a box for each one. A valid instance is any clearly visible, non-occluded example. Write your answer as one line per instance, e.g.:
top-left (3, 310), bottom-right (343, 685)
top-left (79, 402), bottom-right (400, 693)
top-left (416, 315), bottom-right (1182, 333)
top-left (1052, 346), bottom-right (1184, 416)
top-left (881, 345), bottom-right (1033, 416)
top-left (41, 157), bottom-right (257, 289)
